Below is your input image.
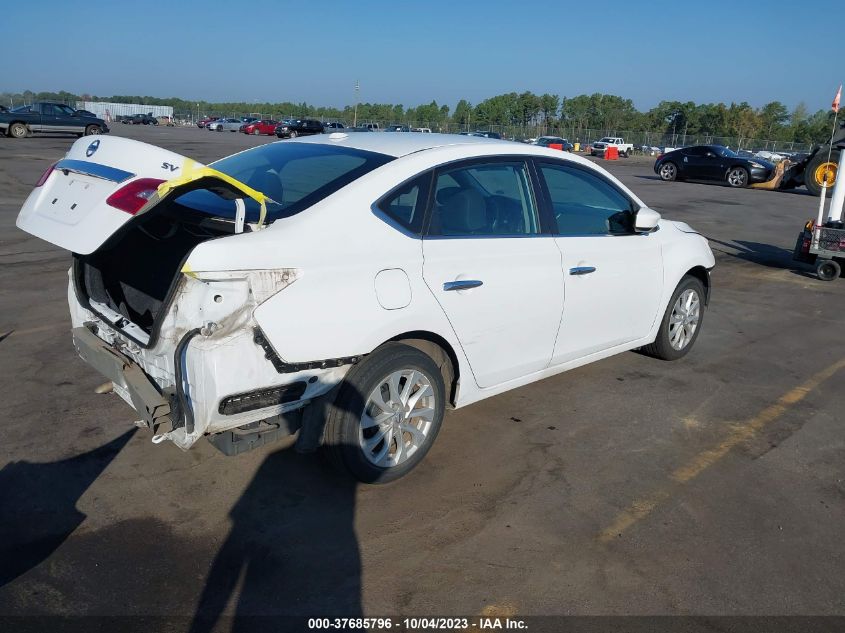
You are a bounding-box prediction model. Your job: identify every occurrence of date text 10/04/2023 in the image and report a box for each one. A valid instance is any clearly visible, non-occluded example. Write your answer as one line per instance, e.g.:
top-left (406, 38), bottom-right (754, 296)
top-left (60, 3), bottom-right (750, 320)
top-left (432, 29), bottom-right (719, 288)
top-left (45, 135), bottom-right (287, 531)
top-left (307, 617), bottom-right (528, 630)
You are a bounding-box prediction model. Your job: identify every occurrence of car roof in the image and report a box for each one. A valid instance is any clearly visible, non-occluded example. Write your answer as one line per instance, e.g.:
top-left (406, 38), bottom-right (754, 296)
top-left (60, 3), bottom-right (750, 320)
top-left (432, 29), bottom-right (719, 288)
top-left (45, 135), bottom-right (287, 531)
top-left (287, 132), bottom-right (507, 157)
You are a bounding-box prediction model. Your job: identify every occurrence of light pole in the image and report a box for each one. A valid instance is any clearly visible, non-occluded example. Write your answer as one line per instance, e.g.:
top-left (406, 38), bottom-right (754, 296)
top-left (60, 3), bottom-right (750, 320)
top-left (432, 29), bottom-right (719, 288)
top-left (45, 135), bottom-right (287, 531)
top-left (196, 103), bottom-right (199, 124)
top-left (353, 80), bottom-right (359, 128)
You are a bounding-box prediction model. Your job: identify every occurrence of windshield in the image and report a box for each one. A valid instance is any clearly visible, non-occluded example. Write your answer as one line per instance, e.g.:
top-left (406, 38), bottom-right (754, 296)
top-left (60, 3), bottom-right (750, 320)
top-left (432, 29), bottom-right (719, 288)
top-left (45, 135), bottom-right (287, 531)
top-left (174, 142), bottom-right (394, 222)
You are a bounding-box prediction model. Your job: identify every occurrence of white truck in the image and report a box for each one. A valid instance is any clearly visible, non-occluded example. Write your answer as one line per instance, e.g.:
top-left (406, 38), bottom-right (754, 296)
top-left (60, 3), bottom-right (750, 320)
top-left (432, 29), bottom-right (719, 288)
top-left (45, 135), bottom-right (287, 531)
top-left (590, 137), bottom-right (634, 157)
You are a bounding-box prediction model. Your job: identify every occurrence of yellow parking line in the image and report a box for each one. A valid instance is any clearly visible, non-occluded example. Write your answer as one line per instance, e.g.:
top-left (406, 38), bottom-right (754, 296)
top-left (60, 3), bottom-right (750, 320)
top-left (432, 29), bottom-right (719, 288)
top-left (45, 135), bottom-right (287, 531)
top-left (598, 357), bottom-right (845, 543)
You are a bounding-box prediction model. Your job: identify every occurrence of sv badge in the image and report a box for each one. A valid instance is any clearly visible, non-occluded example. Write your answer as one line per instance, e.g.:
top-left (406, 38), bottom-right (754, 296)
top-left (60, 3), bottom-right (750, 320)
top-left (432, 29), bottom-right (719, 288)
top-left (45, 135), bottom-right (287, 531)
top-left (162, 162), bottom-right (180, 172)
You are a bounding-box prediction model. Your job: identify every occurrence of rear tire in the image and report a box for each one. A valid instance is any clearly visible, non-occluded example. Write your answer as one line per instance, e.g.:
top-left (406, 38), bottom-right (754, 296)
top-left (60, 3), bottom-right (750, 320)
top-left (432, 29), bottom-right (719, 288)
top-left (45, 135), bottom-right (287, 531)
top-left (804, 149), bottom-right (838, 197)
top-left (324, 343), bottom-right (446, 483)
top-left (816, 259), bottom-right (841, 281)
top-left (9, 122), bottom-right (27, 138)
top-left (658, 161), bottom-right (678, 181)
top-left (641, 275), bottom-right (706, 361)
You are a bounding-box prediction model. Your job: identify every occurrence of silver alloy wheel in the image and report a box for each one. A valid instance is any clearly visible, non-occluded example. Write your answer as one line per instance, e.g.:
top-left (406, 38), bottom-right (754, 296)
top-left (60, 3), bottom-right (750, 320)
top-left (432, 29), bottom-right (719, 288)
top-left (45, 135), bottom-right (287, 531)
top-left (253, 128), bottom-right (260, 135)
top-left (728, 168), bottom-right (747, 187)
top-left (659, 163), bottom-right (676, 180)
top-left (87, 126), bottom-right (100, 135)
top-left (359, 369), bottom-right (436, 468)
top-left (668, 289), bottom-right (701, 350)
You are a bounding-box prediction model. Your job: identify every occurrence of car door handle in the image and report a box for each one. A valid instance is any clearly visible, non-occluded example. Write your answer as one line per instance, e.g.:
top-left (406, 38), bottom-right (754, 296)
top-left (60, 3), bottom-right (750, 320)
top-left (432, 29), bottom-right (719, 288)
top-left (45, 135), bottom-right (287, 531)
top-left (569, 266), bottom-right (596, 276)
top-left (443, 279), bottom-right (483, 291)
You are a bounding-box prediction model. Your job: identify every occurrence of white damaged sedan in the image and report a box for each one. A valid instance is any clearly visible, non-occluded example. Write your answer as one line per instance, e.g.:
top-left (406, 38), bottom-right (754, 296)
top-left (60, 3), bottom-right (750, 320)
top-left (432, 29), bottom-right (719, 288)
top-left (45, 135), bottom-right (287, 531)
top-left (17, 132), bottom-right (714, 482)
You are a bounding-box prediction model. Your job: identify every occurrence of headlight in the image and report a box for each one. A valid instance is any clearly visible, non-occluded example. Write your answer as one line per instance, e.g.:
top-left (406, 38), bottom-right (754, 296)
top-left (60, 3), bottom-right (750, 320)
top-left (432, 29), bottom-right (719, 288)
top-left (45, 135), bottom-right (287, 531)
top-left (749, 161), bottom-right (766, 169)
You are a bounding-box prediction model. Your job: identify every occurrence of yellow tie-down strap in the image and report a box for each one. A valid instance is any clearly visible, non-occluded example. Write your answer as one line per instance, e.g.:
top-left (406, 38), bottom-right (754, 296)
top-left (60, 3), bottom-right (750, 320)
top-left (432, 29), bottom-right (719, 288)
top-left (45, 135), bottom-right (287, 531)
top-left (153, 158), bottom-right (271, 226)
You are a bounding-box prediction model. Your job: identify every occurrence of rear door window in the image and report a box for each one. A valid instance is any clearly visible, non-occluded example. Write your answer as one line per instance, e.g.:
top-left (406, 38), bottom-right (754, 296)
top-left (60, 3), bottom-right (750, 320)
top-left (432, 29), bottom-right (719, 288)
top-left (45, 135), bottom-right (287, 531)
top-left (427, 161), bottom-right (539, 236)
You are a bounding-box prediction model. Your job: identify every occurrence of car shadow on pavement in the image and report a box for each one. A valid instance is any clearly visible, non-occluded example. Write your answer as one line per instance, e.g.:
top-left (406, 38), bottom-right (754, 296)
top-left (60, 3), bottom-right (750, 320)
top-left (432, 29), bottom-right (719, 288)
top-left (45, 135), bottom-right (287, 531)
top-left (707, 237), bottom-right (803, 270)
top-left (189, 393), bottom-right (364, 632)
top-left (0, 428), bottom-right (135, 588)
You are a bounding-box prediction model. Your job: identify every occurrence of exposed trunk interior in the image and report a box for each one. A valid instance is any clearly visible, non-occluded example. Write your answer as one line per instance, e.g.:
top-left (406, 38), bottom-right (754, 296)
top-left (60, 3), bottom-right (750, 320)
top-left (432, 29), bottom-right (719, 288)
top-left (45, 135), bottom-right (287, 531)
top-left (75, 202), bottom-right (236, 339)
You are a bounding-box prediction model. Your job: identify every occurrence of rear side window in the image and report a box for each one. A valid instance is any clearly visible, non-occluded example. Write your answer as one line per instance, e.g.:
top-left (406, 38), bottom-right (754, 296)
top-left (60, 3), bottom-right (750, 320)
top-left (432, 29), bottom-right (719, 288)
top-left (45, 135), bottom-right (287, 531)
top-left (174, 143), bottom-right (393, 223)
top-left (428, 161), bottom-right (539, 237)
top-left (538, 162), bottom-right (635, 236)
top-left (377, 173), bottom-right (431, 235)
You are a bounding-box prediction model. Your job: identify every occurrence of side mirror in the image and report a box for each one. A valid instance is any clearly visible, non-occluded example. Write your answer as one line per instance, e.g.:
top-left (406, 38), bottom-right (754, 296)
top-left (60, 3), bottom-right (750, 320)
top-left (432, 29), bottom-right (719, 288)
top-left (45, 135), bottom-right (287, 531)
top-left (635, 207), bottom-right (661, 232)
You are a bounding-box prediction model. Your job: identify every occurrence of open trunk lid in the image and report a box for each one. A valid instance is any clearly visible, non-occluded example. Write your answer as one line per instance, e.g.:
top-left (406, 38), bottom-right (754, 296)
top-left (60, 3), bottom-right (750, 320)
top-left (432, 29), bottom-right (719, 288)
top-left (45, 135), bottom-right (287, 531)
top-left (16, 136), bottom-right (203, 255)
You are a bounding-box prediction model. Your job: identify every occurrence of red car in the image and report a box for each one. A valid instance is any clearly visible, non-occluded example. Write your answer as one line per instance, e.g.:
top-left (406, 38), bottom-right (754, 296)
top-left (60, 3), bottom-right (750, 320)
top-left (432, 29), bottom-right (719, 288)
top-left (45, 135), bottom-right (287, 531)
top-left (241, 119), bottom-right (278, 135)
top-left (197, 116), bottom-right (219, 129)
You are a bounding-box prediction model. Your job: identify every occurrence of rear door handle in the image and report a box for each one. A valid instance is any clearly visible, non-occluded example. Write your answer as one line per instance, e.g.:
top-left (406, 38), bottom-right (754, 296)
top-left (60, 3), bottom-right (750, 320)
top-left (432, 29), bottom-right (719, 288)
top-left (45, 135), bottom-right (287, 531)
top-left (569, 266), bottom-right (596, 276)
top-left (443, 279), bottom-right (483, 291)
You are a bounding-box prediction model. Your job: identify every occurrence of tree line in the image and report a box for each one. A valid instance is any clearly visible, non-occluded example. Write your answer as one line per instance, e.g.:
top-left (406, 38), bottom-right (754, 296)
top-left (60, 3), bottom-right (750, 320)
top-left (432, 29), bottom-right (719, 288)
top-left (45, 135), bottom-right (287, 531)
top-left (2, 89), bottom-right (837, 144)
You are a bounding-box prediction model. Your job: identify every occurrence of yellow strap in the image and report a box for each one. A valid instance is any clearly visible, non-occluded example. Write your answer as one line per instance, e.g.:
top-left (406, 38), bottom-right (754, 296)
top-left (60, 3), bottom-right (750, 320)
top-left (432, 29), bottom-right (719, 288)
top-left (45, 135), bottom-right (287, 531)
top-left (156, 158), bottom-right (269, 226)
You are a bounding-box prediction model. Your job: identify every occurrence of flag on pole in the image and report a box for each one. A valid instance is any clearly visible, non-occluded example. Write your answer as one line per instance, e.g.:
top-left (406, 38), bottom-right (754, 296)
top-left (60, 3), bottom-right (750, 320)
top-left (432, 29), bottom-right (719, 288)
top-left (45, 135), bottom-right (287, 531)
top-left (833, 85), bottom-right (842, 113)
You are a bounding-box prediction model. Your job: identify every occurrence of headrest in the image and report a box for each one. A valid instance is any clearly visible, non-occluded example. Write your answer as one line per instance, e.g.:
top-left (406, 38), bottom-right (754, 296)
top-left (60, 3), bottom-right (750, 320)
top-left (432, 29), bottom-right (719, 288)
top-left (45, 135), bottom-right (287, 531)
top-left (442, 189), bottom-right (487, 234)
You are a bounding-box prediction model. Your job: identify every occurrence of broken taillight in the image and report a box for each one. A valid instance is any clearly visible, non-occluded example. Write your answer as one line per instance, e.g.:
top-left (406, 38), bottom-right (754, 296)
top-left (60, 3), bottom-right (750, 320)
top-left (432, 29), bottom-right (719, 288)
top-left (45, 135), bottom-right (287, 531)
top-left (35, 162), bottom-right (58, 187)
top-left (106, 178), bottom-right (165, 215)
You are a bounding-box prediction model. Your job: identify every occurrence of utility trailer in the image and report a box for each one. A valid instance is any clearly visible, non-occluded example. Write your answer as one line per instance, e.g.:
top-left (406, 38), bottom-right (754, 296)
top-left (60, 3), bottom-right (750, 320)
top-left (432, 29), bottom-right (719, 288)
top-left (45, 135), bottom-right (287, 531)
top-left (793, 141), bottom-right (845, 280)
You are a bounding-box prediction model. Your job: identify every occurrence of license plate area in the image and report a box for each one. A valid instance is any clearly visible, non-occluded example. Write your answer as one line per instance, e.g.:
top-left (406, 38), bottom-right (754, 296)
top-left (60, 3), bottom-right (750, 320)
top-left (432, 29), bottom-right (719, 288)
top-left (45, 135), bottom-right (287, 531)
top-left (40, 174), bottom-right (103, 225)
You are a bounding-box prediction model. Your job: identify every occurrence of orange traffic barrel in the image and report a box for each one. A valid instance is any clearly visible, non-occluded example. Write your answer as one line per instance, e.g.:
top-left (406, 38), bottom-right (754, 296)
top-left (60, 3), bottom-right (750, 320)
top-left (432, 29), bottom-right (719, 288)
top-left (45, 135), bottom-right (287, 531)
top-left (605, 146), bottom-right (619, 160)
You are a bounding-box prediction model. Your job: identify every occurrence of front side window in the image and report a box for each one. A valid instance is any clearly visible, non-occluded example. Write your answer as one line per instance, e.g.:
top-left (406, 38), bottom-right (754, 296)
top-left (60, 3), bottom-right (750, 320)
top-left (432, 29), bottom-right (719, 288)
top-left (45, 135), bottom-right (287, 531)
top-left (428, 161), bottom-right (539, 237)
top-left (538, 162), bottom-right (635, 236)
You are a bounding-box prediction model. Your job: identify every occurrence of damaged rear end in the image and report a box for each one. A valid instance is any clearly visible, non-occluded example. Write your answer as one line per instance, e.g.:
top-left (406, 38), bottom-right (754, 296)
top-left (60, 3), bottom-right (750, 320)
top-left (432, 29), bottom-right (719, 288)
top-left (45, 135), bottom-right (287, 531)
top-left (17, 135), bottom-right (371, 454)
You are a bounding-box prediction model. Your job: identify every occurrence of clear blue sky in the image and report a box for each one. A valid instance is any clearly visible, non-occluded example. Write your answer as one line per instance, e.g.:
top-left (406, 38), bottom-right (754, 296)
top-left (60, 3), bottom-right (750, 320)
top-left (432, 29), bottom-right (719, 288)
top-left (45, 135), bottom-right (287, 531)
top-left (1, 0), bottom-right (836, 112)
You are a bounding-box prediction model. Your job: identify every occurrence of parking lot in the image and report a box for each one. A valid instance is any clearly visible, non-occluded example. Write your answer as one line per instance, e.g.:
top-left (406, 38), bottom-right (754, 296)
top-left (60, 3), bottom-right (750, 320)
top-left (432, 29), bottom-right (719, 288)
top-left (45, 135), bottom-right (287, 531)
top-left (1, 125), bottom-right (844, 626)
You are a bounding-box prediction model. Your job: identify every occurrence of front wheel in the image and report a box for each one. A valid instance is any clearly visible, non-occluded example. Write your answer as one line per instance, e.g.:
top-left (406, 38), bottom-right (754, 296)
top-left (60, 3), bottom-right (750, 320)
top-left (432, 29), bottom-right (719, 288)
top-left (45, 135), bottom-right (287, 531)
top-left (324, 343), bottom-right (446, 483)
top-left (804, 150), bottom-right (838, 197)
top-left (253, 128), bottom-right (260, 135)
top-left (84, 125), bottom-right (100, 136)
top-left (727, 167), bottom-right (749, 188)
top-left (289, 130), bottom-right (298, 138)
top-left (641, 276), bottom-right (706, 361)
top-left (658, 161), bottom-right (678, 181)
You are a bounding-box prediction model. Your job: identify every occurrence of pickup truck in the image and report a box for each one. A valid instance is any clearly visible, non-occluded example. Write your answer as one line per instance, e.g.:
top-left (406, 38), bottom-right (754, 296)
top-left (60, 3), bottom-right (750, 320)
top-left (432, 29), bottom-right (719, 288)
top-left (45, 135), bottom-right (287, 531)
top-left (1, 102), bottom-right (109, 138)
top-left (590, 137), bottom-right (634, 157)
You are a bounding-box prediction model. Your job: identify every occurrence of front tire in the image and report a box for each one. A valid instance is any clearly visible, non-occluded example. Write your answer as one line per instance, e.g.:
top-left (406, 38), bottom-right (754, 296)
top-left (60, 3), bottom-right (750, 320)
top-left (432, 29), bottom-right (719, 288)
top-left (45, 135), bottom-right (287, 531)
top-left (9, 122), bottom-right (27, 138)
top-left (289, 130), bottom-right (298, 138)
top-left (727, 166), bottom-right (749, 188)
top-left (804, 150), bottom-right (838, 197)
top-left (658, 161), bottom-right (678, 181)
top-left (324, 343), bottom-right (446, 483)
top-left (253, 128), bottom-right (260, 135)
top-left (641, 275), bottom-right (706, 361)
top-left (84, 125), bottom-right (100, 136)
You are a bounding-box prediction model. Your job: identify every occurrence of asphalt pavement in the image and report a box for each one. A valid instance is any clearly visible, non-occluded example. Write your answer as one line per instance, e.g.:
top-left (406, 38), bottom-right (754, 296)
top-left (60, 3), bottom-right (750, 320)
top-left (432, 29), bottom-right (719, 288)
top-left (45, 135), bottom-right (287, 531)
top-left (1, 125), bottom-right (843, 629)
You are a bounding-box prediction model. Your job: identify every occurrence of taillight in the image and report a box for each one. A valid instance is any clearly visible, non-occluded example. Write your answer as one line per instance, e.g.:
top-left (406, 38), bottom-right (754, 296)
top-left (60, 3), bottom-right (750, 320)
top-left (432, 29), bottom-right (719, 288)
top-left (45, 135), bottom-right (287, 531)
top-left (106, 178), bottom-right (165, 215)
top-left (36, 162), bottom-right (58, 187)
